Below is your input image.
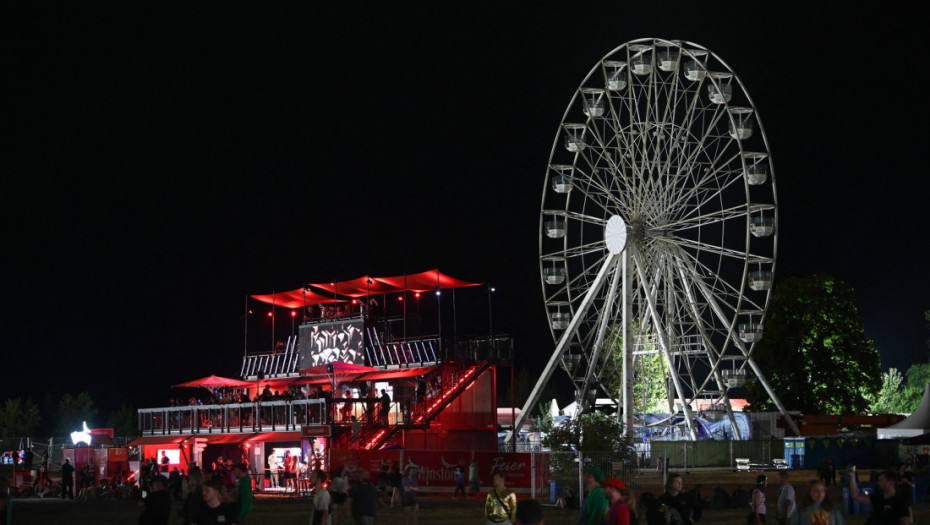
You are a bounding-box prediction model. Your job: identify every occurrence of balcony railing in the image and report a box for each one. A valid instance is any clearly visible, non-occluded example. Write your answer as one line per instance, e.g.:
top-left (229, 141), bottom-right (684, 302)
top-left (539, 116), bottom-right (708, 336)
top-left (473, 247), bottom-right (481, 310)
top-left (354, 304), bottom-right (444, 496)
top-left (138, 398), bottom-right (328, 436)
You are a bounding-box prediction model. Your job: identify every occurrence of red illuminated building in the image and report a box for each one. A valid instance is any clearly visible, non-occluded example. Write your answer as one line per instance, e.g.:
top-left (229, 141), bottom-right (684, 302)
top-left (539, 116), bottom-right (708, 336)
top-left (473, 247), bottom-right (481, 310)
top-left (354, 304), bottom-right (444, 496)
top-left (131, 270), bottom-right (519, 490)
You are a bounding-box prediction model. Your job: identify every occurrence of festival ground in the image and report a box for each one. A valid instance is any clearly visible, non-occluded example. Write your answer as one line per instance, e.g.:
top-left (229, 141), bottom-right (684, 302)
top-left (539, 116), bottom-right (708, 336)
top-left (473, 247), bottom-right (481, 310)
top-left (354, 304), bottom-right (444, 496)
top-left (8, 469), bottom-right (926, 525)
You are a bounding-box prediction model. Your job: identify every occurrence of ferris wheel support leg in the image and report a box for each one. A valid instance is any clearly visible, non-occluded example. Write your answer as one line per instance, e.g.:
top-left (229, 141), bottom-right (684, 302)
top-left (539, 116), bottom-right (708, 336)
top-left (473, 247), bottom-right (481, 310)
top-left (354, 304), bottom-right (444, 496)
top-left (670, 259), bottom-right (745, 440)
top-left (633, 251), bottom-right (699, 441)
top-left (621, 249), bottom-right (634, 435)
top-left (510, 251), bottom-right (621, 442)
top-left (578, 254), bottom-right (624, 417)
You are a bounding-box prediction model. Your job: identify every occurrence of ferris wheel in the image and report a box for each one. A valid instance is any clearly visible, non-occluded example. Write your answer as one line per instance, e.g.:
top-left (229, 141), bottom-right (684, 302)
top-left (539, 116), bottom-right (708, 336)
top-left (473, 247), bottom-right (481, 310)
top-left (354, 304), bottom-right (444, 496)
top-left (516, 38), bottom-right (799, 440)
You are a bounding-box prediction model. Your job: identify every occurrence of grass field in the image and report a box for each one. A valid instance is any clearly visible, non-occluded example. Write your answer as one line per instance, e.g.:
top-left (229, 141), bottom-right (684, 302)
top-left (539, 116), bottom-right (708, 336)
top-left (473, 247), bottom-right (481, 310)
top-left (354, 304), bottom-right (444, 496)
top-left (7, 469), bottom-right (925, 525)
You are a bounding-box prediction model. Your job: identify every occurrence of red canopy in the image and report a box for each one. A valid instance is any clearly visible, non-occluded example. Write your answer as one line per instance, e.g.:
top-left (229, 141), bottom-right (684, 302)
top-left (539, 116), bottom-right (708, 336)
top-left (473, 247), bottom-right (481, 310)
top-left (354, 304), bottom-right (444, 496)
top-left (297, 361), bottom-right (378, 376)
top-left (173, 375), bottom-right (253, 388)
top-left (253, 270), bottom-right (482, 306)
top-left (308, 275), bottom-right (403, 297)
top-left (375, 269), bottom-right (482, 293)
top-left (251, 288), bottom-right (338, 309)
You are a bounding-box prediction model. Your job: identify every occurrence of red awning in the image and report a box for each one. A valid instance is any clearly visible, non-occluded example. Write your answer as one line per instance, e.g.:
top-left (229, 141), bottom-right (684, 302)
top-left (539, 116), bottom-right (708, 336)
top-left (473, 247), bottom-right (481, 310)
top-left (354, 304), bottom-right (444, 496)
top-left (251, 288), bottom-right (338, 309)
top-left (246, 431), bottom-right (302, 443)
top-left (189, 433), bottom-right (252, 444)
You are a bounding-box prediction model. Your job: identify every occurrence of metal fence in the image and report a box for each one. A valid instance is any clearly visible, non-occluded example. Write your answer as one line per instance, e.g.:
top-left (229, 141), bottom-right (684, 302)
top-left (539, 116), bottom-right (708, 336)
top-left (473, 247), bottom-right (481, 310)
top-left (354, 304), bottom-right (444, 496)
top-left (533, 440), bottom-right (782, 504)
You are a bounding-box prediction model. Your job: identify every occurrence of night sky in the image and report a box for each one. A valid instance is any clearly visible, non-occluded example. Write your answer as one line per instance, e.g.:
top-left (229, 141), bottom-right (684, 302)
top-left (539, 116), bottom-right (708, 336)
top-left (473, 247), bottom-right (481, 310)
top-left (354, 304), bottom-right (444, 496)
top-left (4, 5), bottom-right (929, 419)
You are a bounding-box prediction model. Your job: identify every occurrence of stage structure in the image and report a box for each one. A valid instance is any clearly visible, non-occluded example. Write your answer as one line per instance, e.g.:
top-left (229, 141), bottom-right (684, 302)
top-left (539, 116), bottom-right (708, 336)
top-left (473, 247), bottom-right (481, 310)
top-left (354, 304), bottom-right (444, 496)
top-left (515, 38), bottom-right (799, 441)
top-left (134, 269), bottom-right (511, 484)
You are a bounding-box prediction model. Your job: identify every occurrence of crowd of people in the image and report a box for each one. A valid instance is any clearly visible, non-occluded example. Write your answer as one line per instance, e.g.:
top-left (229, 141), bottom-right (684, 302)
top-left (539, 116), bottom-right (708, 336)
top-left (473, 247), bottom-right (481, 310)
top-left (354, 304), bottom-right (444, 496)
top-left (5, 452), bottom-right (927, 525)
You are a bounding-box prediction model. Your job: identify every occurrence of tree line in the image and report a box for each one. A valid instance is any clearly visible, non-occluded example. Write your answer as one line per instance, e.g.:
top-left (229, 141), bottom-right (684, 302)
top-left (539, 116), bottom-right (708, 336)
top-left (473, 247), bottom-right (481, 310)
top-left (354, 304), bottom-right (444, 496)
top-left (0, 392), bottom-right (137, 439)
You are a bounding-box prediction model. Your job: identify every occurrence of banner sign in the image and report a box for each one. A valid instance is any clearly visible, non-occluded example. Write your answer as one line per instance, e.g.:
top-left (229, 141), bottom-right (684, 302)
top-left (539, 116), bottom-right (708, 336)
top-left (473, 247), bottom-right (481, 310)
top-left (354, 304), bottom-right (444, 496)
top-left (301, 425), bottom-right (332, 438)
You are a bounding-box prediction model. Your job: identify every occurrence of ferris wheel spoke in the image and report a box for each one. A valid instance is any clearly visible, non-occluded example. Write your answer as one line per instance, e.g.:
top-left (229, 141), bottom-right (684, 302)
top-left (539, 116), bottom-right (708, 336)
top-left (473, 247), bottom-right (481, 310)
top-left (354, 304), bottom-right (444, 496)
top-left (662, 203), bottom-right (753, 233)
top-left (661, 235), bottom-right (767, 265)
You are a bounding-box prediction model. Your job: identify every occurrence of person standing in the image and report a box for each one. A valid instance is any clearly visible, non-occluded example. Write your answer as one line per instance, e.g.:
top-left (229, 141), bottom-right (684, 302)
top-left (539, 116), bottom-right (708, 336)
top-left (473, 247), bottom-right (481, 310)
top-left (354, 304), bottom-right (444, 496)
top-left (267, 452), bottom-right (279, 490)
top-left (378, 458), bottom-right (390, 500)
top-left (484, 472), bottom-right (517, 525)
top-left (776, 471), bottom-right (796, 525)
top-left (61, 458), bottom-right (75, 500)
top-left (350, 416), bottom-right (362, 446)
top-left (389, 461), bottom-right (403, 508)
top-left (749, 475), bottom-right (768, 525)
top-left (139, 475), bottom-right (172, 525)
top-left (405, 457), bottom-right (420, 479)
top-left (379, 390), bottom-right (391, 425)
top-left (192, 478), bottom-right (239, 525)
top-left (647, 473), bottom-right (697, 525)
top-left (453, 464), bottom-right (466, 499)
top-left (330, 466), bottom-right (349, 525)
top-left (182, 469), bottom-right (206, 525)
top-left (401, 465), bottom-right (420, 525)
top-left (582, 466), bottom-right (608, 525)
top-left (849, 467), bottom-right (910, 525)
top-left (515, 499), bottom-right (544, 525)
top-left (469, 458), bottom-right (480, 497)
top-left (793, 479), bottom-right (845, 525)
top-left (603, 477), bottom-right (630, 525)
top-left (0, 477), bottom-right (11, 525)
top-left (348, 469), bottom-right (378, 525)
top-left (310, 469), bottom-right (331, 525)
top-left (233, 463), bottom-right (253, 525)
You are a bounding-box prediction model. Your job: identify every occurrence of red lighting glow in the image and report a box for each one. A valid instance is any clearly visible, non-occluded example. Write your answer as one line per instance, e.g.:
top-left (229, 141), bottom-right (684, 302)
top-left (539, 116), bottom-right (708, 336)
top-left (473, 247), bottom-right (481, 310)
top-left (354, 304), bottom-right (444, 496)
top-left (415, 292), bottom-right (420, 298)
top-left (291, 311), bottom-right (297, 317)
top-left (267, 312), bottom-right (273, 317)
top-left (397, 296), bottom-right (403, 301)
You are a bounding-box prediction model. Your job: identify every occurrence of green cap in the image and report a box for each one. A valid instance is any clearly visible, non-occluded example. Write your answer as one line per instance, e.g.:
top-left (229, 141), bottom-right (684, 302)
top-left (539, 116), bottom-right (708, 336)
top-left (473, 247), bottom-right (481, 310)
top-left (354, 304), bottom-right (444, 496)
top-left (585, 465), bottom-right (604, 483)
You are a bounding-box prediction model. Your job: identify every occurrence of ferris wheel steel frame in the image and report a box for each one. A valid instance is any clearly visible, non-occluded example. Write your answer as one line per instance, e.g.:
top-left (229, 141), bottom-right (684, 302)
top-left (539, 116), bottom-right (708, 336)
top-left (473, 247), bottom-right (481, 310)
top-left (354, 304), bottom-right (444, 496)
top-left (514, 38), bottom-right (799, 442)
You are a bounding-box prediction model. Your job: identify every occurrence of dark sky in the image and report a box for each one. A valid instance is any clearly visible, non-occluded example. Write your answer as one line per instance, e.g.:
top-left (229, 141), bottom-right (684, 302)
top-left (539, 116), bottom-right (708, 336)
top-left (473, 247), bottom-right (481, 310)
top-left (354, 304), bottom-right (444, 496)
top-left (4, 5), bottom-right (929, 418)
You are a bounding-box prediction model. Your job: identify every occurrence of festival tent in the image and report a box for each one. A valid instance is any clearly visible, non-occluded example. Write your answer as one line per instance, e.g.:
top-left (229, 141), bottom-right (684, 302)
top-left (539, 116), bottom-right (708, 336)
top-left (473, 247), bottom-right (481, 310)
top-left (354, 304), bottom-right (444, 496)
top-left (877, 384), bottom-right (930, 439)
top-left (173, 375), bottom-right (254, 389)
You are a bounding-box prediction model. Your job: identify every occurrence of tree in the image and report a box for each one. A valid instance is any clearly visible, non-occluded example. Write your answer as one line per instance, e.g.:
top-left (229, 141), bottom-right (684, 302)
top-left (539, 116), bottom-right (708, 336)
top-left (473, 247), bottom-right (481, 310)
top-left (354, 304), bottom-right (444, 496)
top-left (747, 274), bottom-right (881, 414)
top-left (538, 411), bottom-right (637, 482)
top-left (56, 392), bottom-right (98, 436)
top-left (605, 325), bottom-right (669, 414)
top-left (0, 398), bottom-right (42, 437)
top-left (900, 363), bottom-right (930, 410)
top-left (868, 368), bottom-right (906, 413)
top-left (106, 402), bottom-right (139, 438)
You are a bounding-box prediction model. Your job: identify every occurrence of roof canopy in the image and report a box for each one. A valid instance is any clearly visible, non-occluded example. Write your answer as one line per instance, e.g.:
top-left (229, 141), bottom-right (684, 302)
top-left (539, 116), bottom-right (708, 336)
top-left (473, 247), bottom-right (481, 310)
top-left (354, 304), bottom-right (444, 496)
top-left (251, 269), bottom-right (482, 307)
top-left (251, 288), bottom-right (342, 309)
top-left (173, 375), bottom-right (254, 389)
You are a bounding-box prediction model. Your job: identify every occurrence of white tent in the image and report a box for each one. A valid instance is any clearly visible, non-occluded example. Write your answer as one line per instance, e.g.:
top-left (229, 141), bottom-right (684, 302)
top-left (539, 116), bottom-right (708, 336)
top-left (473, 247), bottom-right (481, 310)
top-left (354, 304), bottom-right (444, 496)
top-left (877, 383), bottom-right (930, 439)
